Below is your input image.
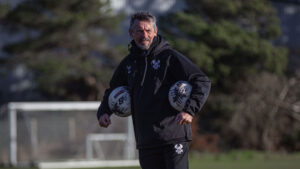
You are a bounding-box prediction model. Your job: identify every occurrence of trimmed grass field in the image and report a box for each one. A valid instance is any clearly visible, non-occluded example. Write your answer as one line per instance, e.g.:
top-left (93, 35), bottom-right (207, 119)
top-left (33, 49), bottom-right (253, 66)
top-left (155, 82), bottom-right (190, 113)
top-left (188, 150), bottom-right (300, 169)
top-left (1, 150), bottom-right (299, 169)
top-left (85, 151), bottom-right (300, 169)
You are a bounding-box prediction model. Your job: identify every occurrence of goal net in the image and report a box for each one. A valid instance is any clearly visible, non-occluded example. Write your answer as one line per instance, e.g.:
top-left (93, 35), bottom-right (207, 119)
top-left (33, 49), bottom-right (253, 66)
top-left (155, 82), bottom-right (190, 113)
top-left (0, 101), bottom-right (138, 168)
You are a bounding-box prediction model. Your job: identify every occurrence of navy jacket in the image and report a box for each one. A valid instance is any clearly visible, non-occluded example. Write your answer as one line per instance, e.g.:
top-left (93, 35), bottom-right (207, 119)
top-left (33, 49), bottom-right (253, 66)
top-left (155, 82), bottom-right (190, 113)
top-left (97, 35), bottom-right (211, 149)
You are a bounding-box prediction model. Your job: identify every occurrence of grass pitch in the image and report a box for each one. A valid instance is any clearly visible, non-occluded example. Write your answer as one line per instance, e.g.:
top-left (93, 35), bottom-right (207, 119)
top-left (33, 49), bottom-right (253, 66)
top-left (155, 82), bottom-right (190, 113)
top-left (101, 151), bottom-right (300, 169)
top-left (1, 150), bottom-right (299, 169)
top-left (188, 150), bottom-right (300, 169)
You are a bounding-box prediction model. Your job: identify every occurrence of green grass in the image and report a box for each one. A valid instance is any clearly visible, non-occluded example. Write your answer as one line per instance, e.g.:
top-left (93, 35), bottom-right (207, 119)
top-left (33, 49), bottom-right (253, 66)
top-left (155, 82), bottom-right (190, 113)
top-left (1, 150), bottom-right (299, 169)
top-left (189, 150), bottom-right (300, 169)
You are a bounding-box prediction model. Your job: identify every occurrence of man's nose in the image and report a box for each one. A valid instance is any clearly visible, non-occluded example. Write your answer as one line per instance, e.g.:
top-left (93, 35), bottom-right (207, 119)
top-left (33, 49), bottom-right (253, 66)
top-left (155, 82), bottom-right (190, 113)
top-left (141, 31), bottom-right (147, 37)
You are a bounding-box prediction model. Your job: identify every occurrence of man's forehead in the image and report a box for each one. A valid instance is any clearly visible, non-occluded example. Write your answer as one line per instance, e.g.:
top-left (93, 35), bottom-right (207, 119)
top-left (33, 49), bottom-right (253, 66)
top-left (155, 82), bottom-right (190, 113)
top-left (133, 20), bottom-right (154, 28)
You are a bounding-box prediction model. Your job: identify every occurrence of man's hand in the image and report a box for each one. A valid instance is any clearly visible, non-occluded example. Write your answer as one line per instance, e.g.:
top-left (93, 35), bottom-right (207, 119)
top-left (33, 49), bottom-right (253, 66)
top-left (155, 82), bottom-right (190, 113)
top-left (98, 113), bottom-right (111, 128)
top-left (175, 112), bottom-right (193, 125)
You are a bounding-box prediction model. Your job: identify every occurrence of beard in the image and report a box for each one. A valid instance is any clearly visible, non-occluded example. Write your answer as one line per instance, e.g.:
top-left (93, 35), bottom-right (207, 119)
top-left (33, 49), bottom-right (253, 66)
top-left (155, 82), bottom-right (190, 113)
top-left (136, 38), bottom-right (151, 50)
top-left (136, 43), bottom-right (150, 50)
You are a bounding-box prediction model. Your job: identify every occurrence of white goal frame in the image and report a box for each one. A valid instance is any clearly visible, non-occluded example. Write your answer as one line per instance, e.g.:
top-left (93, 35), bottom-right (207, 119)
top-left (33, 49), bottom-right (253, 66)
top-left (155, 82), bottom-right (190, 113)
top-left (7, 101), bottom-right (138, 168)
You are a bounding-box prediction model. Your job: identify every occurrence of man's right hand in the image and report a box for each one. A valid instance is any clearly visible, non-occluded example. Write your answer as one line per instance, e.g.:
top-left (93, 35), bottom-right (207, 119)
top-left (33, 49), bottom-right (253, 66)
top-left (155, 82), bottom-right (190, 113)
top-left (98, 113), bottom-right (111, 128)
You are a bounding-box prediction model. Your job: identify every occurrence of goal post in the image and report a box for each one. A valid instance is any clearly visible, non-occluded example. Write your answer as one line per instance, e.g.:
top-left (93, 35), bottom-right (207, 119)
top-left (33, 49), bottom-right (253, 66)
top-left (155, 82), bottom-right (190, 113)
top-left (2, 101), bottom-right (138, 168)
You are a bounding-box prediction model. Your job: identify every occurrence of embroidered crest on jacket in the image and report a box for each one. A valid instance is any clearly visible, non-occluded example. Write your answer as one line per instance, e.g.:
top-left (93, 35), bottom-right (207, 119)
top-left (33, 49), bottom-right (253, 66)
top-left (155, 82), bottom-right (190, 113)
top-left (174, 144), bottom-right (184, 154)
top-left (126, 65), bottom-right (132, 74)
top-left (151, 59), bottom-right (160, 70)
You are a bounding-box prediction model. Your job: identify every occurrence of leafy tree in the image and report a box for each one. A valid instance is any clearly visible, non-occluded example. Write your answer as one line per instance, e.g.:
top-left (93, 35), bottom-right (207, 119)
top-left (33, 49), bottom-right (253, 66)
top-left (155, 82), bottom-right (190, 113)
top-left (160, 0), bottom-right (287, 89)
top-left (0, 0), bottom-right (122, 100)
top-left (0, 3), bottom-right (10, 18)
top-left (159, 0), bottom-right (289, 150)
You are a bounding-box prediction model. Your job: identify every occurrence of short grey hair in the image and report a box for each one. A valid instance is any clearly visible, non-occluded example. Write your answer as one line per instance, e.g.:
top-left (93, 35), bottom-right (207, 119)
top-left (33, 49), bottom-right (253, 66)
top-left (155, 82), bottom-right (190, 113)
top-left (129, 11), bottom-right (157, 32)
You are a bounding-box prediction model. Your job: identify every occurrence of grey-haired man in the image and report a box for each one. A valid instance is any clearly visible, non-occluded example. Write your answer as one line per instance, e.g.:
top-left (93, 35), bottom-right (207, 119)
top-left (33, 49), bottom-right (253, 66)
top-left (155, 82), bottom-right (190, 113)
top-left (97, 11), bottom-right (211, 169)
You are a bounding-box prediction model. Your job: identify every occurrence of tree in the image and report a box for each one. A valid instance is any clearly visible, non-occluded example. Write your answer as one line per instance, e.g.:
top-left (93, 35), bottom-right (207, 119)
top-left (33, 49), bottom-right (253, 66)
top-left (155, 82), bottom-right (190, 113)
top-left (160, 0), bottom-right (287, 89)
top-left (229, 72), bottom-right (300, 151)
top-left (159, 0), bottom-right (291, 151)
top-left (0, 0), bottom-right (122, 101)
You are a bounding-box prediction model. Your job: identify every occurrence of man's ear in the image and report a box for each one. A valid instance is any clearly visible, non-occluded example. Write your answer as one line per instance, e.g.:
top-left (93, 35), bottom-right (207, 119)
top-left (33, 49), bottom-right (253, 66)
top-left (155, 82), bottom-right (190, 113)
top-left (154, 26), bottom-right (158, 36)
top-left (129, 30), bottom-right (133, 38)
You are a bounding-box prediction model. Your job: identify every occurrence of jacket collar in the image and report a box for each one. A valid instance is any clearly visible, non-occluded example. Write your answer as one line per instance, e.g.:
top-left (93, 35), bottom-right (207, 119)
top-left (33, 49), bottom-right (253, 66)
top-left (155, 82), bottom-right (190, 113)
top-left (128, 35), bottom-right (170, 58)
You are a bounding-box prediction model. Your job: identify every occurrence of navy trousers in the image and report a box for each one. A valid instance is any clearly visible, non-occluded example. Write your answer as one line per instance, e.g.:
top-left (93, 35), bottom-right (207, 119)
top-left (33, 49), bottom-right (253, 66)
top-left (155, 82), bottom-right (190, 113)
top-left (138, 142), bottom-right (189, 169)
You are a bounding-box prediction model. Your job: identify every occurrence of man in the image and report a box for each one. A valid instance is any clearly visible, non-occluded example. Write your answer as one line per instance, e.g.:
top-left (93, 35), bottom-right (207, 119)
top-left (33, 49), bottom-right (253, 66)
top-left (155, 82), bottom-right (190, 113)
top-left (97, 11), bottom-right (211, 169)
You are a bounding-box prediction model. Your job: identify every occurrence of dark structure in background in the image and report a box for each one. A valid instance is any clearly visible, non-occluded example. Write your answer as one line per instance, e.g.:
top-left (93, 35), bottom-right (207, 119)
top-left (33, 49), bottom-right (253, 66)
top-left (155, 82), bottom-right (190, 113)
top-left (272, 0), bottom-right (300, 71)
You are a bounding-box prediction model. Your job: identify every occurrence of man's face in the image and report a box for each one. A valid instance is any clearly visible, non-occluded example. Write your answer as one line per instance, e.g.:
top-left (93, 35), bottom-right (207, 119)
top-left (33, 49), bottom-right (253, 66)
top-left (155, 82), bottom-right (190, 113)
top-left (129, 20), bottom-right (157, 50)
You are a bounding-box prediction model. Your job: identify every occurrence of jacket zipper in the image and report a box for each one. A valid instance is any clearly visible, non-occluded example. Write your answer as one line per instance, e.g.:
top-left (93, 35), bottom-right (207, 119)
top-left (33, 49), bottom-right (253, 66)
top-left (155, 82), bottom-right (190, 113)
top-left (140, 56), bottom-right (148, 86)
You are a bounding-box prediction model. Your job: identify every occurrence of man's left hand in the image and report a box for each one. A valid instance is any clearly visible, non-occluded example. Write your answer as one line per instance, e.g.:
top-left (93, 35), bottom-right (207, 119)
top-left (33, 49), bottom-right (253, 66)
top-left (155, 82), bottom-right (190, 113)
top-left (175, 112), bottom-right (193, 125)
